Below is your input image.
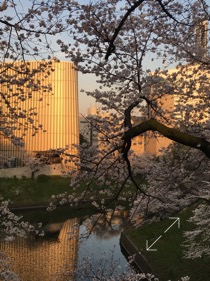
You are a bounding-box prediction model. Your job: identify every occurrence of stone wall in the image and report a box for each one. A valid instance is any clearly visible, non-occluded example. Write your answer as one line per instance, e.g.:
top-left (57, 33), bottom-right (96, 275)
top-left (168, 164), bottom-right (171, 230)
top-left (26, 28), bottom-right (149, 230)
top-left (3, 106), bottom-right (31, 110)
top-left (120, 231), bottom-right (153, 274)
top-left (0, 164), bottom-right (63, 178)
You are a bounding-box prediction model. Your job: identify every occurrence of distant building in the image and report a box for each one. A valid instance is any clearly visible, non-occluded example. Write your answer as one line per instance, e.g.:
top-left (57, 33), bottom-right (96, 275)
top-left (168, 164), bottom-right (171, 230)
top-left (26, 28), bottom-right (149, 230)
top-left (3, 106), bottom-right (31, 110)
top-left (145, 20), bottom-right (209, 156)
top-left (145, 63), bottom-right (210, 155)
top-left (194, 20), bottom-right (208, 59)
top-left (79, 108), bottom-right (146, 161)
top-left (0, 61), bottom-right (79, 168)
top-left (130, 117), bottom-right (145, 156)
top-left (87, 106), bottom-right (98, 116)
top-left (79, 107), bottom-right (99, 147)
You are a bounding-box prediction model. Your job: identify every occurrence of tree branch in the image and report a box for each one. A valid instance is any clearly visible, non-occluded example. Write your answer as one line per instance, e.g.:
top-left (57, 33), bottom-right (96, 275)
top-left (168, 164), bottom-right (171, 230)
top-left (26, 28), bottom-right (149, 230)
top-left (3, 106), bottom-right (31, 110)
top-left (105, 0), bottom-right (191, 60)
top-left (157, 0), bottom-right (184, 25)
top-left (123, 119), bottom-right (210, 158)
top-left (105, 0), bottom-right (145, 60)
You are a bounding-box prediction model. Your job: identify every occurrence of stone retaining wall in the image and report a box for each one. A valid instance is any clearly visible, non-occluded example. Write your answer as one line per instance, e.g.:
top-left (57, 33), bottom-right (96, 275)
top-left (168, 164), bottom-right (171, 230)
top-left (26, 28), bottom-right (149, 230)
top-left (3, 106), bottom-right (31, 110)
top-left (0, 164), bottom-right (63, 178)
top-left (120, 231), bottom-right (153, 274)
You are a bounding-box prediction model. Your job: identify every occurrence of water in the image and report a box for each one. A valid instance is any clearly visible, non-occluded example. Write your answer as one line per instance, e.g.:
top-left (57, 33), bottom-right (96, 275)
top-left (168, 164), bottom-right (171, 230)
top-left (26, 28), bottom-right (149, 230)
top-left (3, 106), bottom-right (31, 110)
top-left (0, 211), bottom-right (131, 281)
top-left (76, 213), bottom-right (130, 280)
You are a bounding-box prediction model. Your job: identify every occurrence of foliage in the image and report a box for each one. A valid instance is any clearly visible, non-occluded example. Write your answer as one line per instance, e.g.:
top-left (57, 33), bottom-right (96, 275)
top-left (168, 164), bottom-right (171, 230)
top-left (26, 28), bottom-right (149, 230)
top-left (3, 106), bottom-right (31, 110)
top-left (129, 145), bottom-right (210, 224)
top-left (0, 199), bottom-right (44, 242)
top-left (183, 202), bottom-right (210, 259)
top-left (59, 0), bottom-right (210, 261)
top-left (36, 174), bottom-right (51, 183)
top-left (0, 0), bottom-right (73, 144)
top-left (0, 176), bottom-right (71, 206)
top-left (0, 252), bottom-right (21, 281)
top-left (24, 154), bottom-right (46, 179)
top-left (128, 201), bottom-right (210, 281)
top-left (1, 0), bottom-right (210, 279)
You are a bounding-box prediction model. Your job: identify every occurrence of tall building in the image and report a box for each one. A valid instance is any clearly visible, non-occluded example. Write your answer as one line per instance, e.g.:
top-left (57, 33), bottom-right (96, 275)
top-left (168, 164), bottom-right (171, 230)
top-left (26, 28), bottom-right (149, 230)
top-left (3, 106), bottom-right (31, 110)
top-left (194, 20), bottom-right (208, 59)
top-left (144, 19), bottom-right (209, 156)
top-left (0, 61), bottom-right (79, 168)
top-left (145, 63), bottom-right (210, 155)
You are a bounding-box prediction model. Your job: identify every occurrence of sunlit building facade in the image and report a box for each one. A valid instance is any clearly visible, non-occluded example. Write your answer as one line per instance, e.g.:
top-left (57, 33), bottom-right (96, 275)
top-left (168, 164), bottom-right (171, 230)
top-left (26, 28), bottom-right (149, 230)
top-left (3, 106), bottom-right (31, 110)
top-left (145, 63), bottom-right (210, 155)
top-left (144, 20), bottom-right (209, 155)
top-left (0, 61), bottom-right (79, 168)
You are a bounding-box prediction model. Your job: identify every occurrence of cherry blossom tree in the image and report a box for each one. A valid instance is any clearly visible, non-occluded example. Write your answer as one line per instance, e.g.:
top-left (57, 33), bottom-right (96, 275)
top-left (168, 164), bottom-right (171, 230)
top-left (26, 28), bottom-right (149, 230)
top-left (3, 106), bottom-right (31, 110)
top-left (1, 0), bottom-right (210, 278)
top-left (57, 0), bottom-right (210, 261)
top-left (0, 0), bottom-right (76, 145)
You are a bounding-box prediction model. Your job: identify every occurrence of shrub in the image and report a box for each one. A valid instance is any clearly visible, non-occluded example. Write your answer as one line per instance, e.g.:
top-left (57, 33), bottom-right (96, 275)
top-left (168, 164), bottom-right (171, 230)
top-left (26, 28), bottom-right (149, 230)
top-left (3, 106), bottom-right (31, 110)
top-left (36, 174), bottom-right (49, 183)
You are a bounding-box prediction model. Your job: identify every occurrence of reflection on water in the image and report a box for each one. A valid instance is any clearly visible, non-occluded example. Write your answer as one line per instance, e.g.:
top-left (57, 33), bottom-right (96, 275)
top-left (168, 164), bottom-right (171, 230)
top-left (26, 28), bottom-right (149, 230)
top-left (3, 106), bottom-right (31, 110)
top-left (0, 211), bottom-right (130, 281)
top-left (77, 211), bottom-right (129, 281)
top-left (0, 218), bottom-right (79, 281)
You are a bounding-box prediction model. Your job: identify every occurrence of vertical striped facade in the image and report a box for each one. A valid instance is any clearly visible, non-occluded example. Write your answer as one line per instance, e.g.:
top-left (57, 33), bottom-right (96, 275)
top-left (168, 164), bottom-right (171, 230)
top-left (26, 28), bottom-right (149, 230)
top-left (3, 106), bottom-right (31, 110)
top-left (0, 61), bottom-right (79, 167)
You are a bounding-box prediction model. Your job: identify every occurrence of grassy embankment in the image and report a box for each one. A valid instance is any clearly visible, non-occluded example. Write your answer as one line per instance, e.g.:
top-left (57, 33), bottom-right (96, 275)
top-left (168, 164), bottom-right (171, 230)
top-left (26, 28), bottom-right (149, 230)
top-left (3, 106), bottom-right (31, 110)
top-left (0, 175), bottom-right (74, 207)
top-left (127, 201), bottom-right (210, 281)
top-left (0, 175), bottom-right (131, 224)
top-left (0, 174), bottom-right (135, 208)
top-left (0, 175), bottom-right (98, 224)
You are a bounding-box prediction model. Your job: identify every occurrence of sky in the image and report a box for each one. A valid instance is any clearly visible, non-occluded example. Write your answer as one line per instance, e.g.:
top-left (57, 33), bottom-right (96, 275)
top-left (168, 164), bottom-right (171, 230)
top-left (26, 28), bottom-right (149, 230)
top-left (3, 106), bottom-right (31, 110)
top-left (78, 73), bottom-right (97, 116)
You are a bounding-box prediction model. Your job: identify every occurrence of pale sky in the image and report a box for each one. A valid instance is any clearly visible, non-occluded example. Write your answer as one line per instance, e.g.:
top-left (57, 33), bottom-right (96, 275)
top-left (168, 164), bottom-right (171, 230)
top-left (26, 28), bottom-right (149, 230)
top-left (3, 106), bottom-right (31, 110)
top-left (78, 73), bottom-right (97, 115)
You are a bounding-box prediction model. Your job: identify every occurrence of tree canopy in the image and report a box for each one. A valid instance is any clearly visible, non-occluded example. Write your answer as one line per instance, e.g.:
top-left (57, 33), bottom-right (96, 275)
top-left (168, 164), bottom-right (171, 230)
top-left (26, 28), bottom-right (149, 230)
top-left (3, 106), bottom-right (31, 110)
top-left (1, 0), bottom-right (210, 275)
top-left (63, 0), bottom-right (210, 261)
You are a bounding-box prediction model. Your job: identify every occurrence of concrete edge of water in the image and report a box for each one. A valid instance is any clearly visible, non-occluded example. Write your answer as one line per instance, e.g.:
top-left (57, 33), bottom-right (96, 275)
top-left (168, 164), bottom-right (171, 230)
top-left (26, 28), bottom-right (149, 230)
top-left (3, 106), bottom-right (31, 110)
top-left (120, 231), bottom-right (153, 274)
top-left (10, 200), bottom-right (94, 211)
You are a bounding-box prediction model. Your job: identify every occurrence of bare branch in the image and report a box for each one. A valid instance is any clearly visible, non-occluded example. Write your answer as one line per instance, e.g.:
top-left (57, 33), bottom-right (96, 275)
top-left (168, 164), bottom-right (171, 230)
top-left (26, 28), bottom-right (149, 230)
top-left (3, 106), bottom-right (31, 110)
top-left (105, 0), bottom-right (145, 60)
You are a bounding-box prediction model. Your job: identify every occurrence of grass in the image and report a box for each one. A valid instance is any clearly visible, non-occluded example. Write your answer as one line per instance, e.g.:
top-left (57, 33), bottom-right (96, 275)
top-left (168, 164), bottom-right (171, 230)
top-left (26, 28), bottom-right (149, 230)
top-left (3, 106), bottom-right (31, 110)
top-left (0, 175), bottom-right (138, 208)
top-left (127, 201), bottom-right (210, 281)
top-left (0, 175), bottom-right (76, 207)
top-left (0, 175), bottom-right (99, 227)
top-left (0, 175), bottom-right (130, 219)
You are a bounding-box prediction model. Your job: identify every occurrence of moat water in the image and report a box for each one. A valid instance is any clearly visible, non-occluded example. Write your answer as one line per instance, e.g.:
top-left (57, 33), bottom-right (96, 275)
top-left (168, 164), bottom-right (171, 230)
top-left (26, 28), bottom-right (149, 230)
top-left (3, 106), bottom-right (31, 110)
top-left (0, 211), bottom-right (131, 281)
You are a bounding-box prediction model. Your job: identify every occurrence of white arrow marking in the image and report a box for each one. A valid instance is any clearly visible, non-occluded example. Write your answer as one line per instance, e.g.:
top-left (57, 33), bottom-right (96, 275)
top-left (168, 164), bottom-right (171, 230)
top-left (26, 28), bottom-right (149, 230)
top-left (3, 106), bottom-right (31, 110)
top-left (164, 217), bottom-right (180, 233)
top-left (146, 217), bottom-right (180, 251)
top-left (146, 235), bottom-right (162, 251)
